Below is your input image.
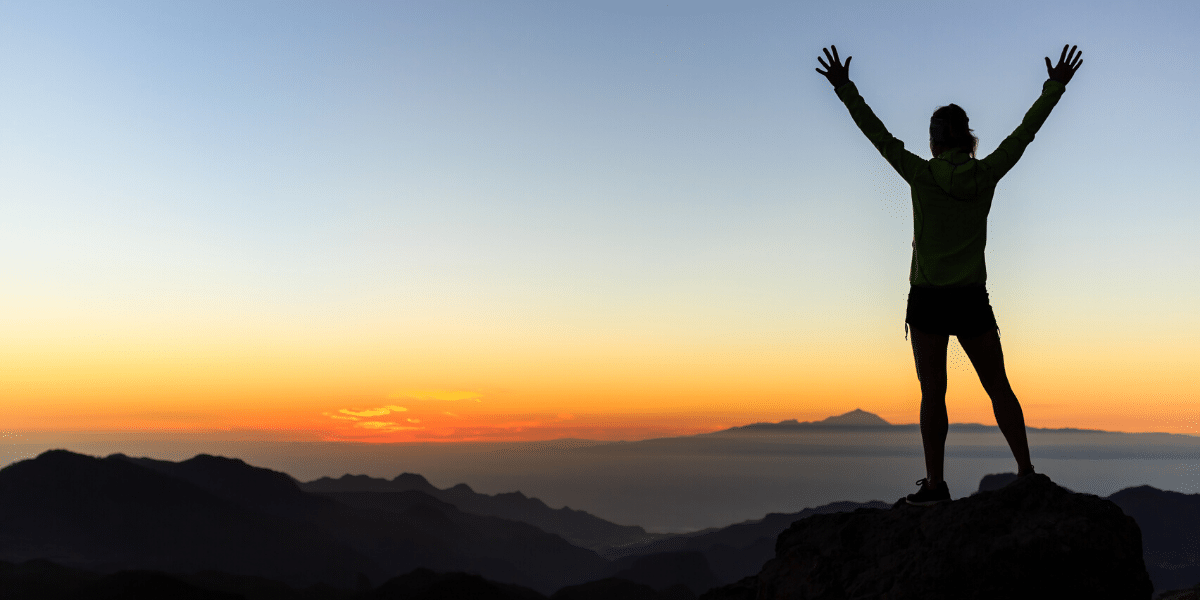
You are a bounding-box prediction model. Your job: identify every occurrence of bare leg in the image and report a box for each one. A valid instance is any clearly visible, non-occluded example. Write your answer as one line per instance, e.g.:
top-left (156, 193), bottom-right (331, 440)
top-left (958, 328), bottom-right (1034, 474)
top-left (910, 324), bottom-right (949, 484)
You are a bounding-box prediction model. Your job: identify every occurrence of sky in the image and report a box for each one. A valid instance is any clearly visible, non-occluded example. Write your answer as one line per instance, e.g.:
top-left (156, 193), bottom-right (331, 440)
top-left (1, 0), bottom-right (1198, 443)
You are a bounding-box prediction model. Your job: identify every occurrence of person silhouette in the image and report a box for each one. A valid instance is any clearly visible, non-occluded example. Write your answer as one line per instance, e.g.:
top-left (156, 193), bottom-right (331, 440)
top-left (814, 44), bottom-right (1083, 505)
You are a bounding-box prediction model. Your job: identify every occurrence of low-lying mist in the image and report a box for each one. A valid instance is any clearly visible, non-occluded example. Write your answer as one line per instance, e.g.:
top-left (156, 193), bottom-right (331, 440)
top-left (6, 425), bottom-right (1198, 533)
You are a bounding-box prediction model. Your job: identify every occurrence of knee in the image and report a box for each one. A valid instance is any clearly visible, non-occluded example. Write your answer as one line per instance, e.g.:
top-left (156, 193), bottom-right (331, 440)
top-left (981, 378), bottom-right (1016, 401)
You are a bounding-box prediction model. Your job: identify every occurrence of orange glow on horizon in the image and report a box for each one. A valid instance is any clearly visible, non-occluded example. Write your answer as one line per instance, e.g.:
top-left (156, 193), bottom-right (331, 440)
top-left (8, 399), bottom-right (1198, 445)
top-left (1, 324), bottom-right (1195, 442)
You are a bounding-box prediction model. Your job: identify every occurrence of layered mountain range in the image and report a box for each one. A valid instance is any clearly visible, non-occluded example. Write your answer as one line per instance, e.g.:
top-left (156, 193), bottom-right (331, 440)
top-left (1, 448), bottom-right (1197, 598)
top-left (299, 472), bottom-right (665, 552)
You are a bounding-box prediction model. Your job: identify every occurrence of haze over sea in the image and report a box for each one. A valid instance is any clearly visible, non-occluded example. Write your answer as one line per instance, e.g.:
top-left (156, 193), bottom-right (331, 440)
top-left (7, 412), bottom-right (1198, 533)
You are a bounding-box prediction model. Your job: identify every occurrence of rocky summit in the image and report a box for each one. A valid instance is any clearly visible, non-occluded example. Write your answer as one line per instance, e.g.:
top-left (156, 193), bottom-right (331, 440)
top-left (703, 474), bottom-right (1153, 600)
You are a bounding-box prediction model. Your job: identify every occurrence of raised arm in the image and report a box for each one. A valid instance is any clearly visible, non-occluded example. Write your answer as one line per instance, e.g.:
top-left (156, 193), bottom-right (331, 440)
top-left (980, 44), bottom-right (1082, 179)
top-left (816, 45), bottom-right (926, 182)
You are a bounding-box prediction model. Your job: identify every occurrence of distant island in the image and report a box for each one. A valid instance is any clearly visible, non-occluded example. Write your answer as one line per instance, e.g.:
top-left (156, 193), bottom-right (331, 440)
top-left (718, 408), bottom-right (894, 432)
top-left (713, 409), bottom-right (1119, 434)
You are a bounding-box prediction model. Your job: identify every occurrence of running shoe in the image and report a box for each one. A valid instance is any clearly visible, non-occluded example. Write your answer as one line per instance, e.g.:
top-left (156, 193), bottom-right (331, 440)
top-left (906, 478), bottom-right (951, 506)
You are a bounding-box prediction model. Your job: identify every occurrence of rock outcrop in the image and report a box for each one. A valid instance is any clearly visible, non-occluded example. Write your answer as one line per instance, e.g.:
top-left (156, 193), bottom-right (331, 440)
top-left (704, 474), bottom-right (1153, 599)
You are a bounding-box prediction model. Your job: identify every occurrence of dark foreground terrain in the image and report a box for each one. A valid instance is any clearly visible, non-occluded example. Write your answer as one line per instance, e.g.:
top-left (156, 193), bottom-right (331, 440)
top-left (1, 450), bottom-right (1196, 598)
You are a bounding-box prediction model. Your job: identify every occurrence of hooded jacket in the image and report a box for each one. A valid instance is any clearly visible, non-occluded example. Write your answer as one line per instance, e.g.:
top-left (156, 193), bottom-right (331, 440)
top-left (834, 79), bottom-right (1067, 287)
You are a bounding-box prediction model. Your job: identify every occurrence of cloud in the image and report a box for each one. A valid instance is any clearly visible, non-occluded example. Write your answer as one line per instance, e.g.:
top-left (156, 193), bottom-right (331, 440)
top-left (356, 421), bottom-right (396, 429)
top-left (338, 405), bottom-right (407, 417)
top-left (355, 421), bottom-right (421, 431)
top-left (323, 412), bottom-right (360, 421)
top-left (387, 390), bottom-right (482, 402)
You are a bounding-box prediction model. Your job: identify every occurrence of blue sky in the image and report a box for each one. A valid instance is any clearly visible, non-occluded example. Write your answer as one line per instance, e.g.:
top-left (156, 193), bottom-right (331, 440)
top-left (1, 1), bottom-right (1197, 437)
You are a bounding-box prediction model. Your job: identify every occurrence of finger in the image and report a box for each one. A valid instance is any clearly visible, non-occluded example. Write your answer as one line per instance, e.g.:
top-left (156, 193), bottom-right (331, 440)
top-left (844, 56), bottom-right (852, 70)
top-left (1073, 59), bottom-right (1082, 72)
top-left (1045, 56), bottom-right (1052, 71)
top-left (1071, 50), bottom-right (1082, 67)
top-left (831, 45), bottom-right (840, 64)
top-left (818, 56), bottom-right (830, 69)
top-left (824, 47), bottom-right (834, 64)
top-left (1059, 44), bottom-right (1068, 65)
top-left (815, 68), bottom-right (828, 76)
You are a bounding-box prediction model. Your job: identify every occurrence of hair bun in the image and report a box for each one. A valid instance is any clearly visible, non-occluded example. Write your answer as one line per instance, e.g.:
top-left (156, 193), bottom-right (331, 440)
top-left (930, 103), bottom-right (978, 156)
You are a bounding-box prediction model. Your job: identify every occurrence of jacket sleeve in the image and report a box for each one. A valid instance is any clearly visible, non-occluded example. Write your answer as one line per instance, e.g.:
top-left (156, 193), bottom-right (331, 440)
top-left (835, 81), bottom-right (928, 183)
top-left (980, 79), bottom-right (1067, 180)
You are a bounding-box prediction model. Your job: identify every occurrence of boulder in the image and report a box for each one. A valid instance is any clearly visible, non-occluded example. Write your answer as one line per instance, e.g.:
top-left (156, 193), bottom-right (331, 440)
top-left (705, 474), bottom-right (1153, 599)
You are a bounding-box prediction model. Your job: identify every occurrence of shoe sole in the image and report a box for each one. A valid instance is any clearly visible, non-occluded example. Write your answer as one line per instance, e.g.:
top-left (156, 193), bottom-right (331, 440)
top-left (905, 497), bottom-right (950, 506)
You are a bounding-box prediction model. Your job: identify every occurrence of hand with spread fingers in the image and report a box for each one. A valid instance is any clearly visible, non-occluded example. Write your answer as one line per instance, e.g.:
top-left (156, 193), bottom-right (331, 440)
top-left (1046, 44), bottom-right (1083, 84)
top-left (815, 45), bottom-right (851, 89)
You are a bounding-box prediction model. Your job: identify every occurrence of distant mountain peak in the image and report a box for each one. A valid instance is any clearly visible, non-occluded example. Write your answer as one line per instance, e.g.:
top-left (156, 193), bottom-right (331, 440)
top-left (819, 409), bottom-right (891, 426)
top-left (392, 472), bottom-right (433, 486)
top-left (718, 409), bottom-right (892, 433)
top-left (181, 454), bottom-right (248, 467)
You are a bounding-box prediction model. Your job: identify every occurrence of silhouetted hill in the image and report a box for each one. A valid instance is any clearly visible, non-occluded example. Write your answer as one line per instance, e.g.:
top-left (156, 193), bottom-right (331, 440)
top-left (1108, 485), bottom-right (1200, 593)
top-left (75, 570), bottom-right (246, 600)
top-left (316, 489), bottom-right (609, 592)
top-left (0, 450), bottom-right (375, 587)
top-left (0, 450), bottom-right (609, 595)
top-left (973, 473), bottom-right (1200, 595)
top-left (551, 577), bottom-right (694, 600)
top-left (301, 473), bottom-right (663, 551)
top-left (0, 561), bottom-right (252, 600)
top-left (7, 449), bottom-right (1199, 598)
top-left (703, 474), bottom-right (1153, 599)
top-left (115, 453), bottom-right (336, 519)
top-left (364, 568), bottom-right (545, 600)
top-left (309, 467), bottom-right (1200, 596)
top-left (0, 559), bottom-right (102, 600)
top-left (2, 559), bottom-right (710, 600)
top-left (610, 551), bottom-right (716, 596)
top-left (601, 500), bottom-right (888, 587)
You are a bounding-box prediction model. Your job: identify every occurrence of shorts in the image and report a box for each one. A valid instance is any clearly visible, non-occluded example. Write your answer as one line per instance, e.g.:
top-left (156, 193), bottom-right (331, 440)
top-left (905, 284), bottom-right (998, 338)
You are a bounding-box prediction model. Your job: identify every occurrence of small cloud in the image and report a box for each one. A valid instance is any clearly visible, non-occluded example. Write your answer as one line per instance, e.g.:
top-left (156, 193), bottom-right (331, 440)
top-left (339, 405), bottom-right (407, 418)
top-left (388, 390), bottom-right (482, 402)
top-left (325, 413), bottom-right (360, 421)
top-left (443, 412), bottom-right (459, 418)
top-left (355, 421), bottom-right (422, 431)
top-left (407, 418), bottom-right (421, 423)
top-left (357, 421), bottom-right (397, 429)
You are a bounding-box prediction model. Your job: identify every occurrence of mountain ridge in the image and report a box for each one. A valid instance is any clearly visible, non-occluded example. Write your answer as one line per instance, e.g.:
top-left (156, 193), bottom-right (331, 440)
top-left (0, 449), bottom-right (609, 594)
top-left (301, 472), bottom-right (665, 552)
top-left (3, 450), bottom-right (1199, 596)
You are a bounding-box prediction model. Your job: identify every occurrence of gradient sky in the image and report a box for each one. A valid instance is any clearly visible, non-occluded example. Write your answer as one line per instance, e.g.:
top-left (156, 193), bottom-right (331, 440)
top-left (1, 0), bottom-right (1197, 442)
